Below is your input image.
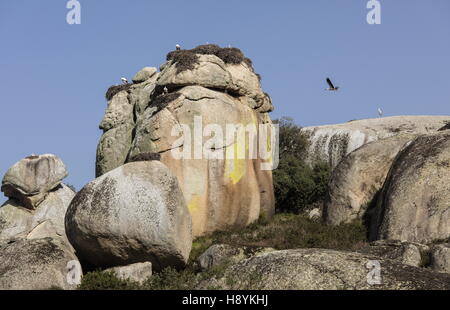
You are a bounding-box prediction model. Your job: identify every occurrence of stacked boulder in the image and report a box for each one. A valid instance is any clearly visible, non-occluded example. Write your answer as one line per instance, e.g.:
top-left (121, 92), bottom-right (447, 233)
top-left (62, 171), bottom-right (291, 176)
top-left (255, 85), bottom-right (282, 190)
top-left (95, 45), bottom-right (276, 237)
top-left (0, 154), bottom-right (81, 290)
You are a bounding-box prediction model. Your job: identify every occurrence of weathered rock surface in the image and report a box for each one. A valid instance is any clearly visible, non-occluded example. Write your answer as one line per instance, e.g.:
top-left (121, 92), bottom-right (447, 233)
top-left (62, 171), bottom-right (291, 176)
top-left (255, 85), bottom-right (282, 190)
top-left (370, 131), bottom-right (450, 243)
top-left (197, 248), bottom-right (450, 290)
top-left (360, 240), bottom-right (429, 267)
top-left (132, 67), bottom-right (157, 84)
top-left (325, 134), bottom-right (414, 225)
top-left (1, 154), bottom-right (68, 209)
top-left (0, 184), bottom-right (75, 241)
top-left (65, 161), bottom-right (192, 271)
top-left (105, 262), bottom-right (152, 284)
top-left (430, 244), bottom-right (450, 274)
top-left (197, 244), bottom-right (275, 271)
top-left (96, 91), bottom-right (135, 177)
top-left (302, 116), bottom-right (450, 169)
top-left (0, 237), bottom-right (81, 290)
top-left (96, 46), bottom-right (276, 237)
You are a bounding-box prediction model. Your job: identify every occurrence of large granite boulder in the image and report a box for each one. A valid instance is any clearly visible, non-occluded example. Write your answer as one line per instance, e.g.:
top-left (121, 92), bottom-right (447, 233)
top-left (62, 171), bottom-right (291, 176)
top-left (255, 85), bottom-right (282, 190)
top-left (302, 116), bottom-right (450, 169)
top-left (325, 134), bottom-right (415, 225)
top-left (197, 248), bottom-right (450, 290)
top-left (0, 237), bottom-right (81, 290)
top-left (0, 184), bottom-right (75, 241)
top-left (370, 131), bottom-right (450, 243)
top-left (95, 45), bottom-right (276, 237)
top-left (65, 161), bottom-right (192, 271)
top-left (1, 154), bottom-right (68, 209)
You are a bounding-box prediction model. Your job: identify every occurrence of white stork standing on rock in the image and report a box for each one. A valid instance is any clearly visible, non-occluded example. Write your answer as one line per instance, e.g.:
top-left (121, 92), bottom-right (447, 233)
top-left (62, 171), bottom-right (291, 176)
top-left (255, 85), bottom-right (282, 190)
top-left (378, 108), bottom-right (383, 118)
top-left (121, 77), bottom-right (129, 84)
top-left (176, 44), bottom-right (181, 50)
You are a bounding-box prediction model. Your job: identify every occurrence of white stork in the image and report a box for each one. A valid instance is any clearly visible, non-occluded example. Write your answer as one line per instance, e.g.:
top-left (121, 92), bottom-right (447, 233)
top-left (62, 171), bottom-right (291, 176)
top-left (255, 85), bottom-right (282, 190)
top-left (121, 77), bottom-right (129, 84)
top-left (325, 78), bottom-right (339, 91)
top-left (175, 44), bottom-right (181, 51)
top-left (378, 108), bottom-right (383, 118)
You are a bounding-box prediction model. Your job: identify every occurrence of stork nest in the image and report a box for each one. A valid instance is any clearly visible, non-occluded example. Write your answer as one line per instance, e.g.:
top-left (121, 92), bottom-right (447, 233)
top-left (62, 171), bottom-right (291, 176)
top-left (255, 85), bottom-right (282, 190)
top-left (105, 83), bottom-right (133, 101)
top-left (151, 92), bottom-right (182, 111)
top-left (166, 44), bottom-right (254, 73)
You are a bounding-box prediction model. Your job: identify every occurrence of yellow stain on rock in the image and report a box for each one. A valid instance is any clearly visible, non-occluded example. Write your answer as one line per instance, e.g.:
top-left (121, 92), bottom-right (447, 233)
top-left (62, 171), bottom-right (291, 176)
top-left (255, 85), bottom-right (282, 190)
top-left (187, 195), bottom-right (202, 213)
top-left (225, 140), bottom-right (247, 185)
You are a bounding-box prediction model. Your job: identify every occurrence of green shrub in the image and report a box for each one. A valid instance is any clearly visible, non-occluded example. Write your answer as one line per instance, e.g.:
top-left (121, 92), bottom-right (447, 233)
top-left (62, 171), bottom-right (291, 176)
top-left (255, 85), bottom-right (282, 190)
top-left (272, 117), bottom-right (331, 213)
top-left (78, 271), bottom-right (140, 290)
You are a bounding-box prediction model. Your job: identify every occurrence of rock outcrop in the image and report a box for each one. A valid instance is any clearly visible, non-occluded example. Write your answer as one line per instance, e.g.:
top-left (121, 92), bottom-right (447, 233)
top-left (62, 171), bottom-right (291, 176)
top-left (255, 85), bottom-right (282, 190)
top-left (65, 161), bottom-right (192, 271)
top-left (370, 131), bottom-right (450, 243)
top-left (0, 184), bottom-right (75, 241)
top-left (325, 134), bottom-right (414, 225)
top-left (0, 154), bottom-right (75, 242)
top-left (0, 237), bottom-right (80, 290)
top-left (1, 154), bottom-right (68, 209)
top-left (302, 116), bottom-right (449, 169)
top-left (197, 248), bottom-right (450, 290)
top-left (95, 45), bottom-right (276, 237)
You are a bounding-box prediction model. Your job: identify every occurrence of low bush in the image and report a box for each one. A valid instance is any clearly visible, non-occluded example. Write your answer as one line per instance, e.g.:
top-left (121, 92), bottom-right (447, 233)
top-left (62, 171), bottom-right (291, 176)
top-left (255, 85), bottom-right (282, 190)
top-left (273, 117), bottom-right (331, 213)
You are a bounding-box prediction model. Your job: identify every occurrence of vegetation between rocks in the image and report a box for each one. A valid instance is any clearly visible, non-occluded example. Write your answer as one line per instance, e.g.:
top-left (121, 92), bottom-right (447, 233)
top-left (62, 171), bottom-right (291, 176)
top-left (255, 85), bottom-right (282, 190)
top-left (273, 117), bottom-right (331, 213)
top-left (78, 213), bottom-right (368, 290)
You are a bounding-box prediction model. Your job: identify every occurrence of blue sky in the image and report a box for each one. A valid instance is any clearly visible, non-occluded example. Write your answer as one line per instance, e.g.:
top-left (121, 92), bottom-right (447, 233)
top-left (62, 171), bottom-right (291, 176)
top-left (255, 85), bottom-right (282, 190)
top-left (0, 0), bottom-right (449, 200)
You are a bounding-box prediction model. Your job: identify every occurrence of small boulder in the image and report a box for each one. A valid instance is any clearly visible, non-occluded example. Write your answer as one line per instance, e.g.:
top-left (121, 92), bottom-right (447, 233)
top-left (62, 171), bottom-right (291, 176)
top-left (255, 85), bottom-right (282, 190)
top-left (361, 240), bottom-right (428, 267)
top-left (104, 262), bottom-right (152, 284)
top-left (65, 161), bottom-right (192, 271)
top-left (0, 237), bottom-right (81, 290)
top-left (1, 154), bottom-right (68, 209)
top-left (430, 244), bottom-right (450, 274)
top-left (132, 67), bottom-right (157, 84)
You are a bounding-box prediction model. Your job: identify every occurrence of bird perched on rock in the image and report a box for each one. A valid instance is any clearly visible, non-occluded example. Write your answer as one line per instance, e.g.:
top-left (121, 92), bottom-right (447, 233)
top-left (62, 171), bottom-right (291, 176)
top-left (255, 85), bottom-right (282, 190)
top-left (325, 78), bottom-right (339, 91)
top-left (163, 86), bottom-right (169, 94)
top-left (175, 44), bottom-right (181, 51)
top-left (378, 108), bottom-right (383, 118)
top-left (121, 77), bottom-right (129, 84)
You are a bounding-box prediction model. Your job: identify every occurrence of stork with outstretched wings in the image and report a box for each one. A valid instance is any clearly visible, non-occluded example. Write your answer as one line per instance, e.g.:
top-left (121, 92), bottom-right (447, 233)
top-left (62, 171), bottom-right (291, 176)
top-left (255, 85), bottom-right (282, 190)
top-left (325, 78), bottom-right (339, 91)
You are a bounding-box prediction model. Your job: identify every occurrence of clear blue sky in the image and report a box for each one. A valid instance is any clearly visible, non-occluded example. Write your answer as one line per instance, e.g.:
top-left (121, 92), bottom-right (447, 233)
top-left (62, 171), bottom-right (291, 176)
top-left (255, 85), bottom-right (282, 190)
top-left (1, 0), bottom-right (449, 201)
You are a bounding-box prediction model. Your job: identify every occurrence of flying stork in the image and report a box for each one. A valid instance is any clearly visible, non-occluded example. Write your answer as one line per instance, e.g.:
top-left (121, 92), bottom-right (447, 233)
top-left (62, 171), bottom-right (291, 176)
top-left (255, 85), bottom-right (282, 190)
top-left (325, 78), bottom-right (339, 91)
